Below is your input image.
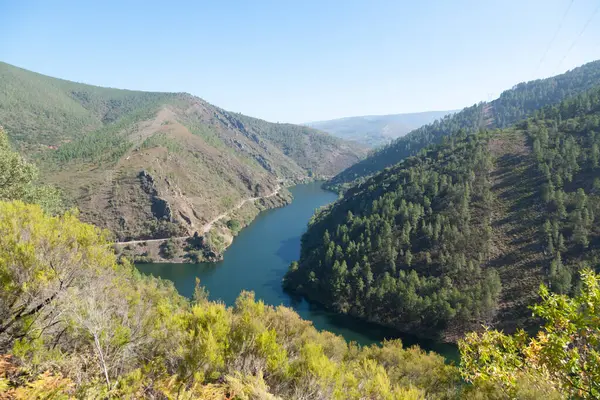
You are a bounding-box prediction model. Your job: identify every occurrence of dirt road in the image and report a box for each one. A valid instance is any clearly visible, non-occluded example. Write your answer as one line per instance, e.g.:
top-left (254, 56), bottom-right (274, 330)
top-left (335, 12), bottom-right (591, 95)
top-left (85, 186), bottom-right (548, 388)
top-left (115, 185), bottom-right (281, 246)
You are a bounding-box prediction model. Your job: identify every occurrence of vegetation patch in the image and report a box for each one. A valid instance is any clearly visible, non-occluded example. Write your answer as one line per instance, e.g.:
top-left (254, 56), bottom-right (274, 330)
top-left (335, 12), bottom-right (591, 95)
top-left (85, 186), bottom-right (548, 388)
top-left (140, 132), bottom-right (183, 153)
top-left (159, 238), bottom-right (179, 259)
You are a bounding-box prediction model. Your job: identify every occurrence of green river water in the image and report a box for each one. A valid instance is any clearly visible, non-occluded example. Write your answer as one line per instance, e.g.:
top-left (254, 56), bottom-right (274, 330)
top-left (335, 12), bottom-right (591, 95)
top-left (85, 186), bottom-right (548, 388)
top-left (137, 182), bottom-right (458, 361)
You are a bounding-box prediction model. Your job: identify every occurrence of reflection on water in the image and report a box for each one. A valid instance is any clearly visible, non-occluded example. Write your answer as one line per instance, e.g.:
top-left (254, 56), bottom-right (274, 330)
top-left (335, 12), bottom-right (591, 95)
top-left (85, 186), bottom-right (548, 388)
top-left (137, 182), bottom-right (458, 362)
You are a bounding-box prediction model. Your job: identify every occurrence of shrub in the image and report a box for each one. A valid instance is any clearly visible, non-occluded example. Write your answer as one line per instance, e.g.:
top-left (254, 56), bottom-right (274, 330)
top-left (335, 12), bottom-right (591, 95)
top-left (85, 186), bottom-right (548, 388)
top-left (227, 219), bottom-right (242, 233)
top-left (160, 238), bottom-right (178, 259)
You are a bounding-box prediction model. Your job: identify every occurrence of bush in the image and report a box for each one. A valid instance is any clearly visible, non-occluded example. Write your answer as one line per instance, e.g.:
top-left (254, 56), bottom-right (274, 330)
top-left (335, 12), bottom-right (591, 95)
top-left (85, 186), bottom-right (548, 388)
top-left (460, 268), bottom-right (600, 398)
top-left (160, 238), bottom-right (178, 259)
top-left (133, 251), bottom-right (154, 263)
top-left (227, 219), bottom-right (241, 233)
top-left (184, 249), bottom-right (203, 263)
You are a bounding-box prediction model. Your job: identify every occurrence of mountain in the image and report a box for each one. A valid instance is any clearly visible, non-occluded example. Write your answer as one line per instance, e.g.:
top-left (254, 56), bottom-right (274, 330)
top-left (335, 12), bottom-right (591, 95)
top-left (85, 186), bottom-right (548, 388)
top-left (0, 62), bottom-right (367, 250)
top-left (284, 86), bottom-right (600, 341)
top-left (327, 59), bottom-right (600, 190)
top-left (306, 110), bottom-right (456, 147)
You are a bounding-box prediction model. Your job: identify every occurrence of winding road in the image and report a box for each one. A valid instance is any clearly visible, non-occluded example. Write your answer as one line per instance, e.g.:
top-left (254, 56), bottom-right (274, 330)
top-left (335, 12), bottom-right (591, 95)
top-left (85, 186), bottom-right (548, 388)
top-left (115, 185), bottom-right (281, 246)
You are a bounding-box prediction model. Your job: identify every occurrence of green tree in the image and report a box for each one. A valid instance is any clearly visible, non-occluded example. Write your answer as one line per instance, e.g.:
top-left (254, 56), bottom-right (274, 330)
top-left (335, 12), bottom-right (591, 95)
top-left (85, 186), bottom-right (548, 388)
top-left (227, 219), bottom-right (242, 233)
top-left (160, 238), bottom-right (178, 259)
top-left (0, 129), bottom-right (36, 201)
top-left (0, 128), bottom-right (62, 213)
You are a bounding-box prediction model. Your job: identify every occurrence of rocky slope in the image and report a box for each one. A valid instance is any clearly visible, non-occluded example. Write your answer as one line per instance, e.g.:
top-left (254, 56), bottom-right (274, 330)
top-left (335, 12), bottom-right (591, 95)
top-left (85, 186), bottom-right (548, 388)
top-left (0, 62), bottom-right (367, 252)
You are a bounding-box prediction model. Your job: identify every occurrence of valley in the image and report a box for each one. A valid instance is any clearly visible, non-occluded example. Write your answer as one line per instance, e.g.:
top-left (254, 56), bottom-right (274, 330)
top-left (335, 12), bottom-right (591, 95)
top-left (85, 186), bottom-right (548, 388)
top-left (137, 182), bottom-right (459, 358)
top-left (3, 2), bottom-right (600, 396)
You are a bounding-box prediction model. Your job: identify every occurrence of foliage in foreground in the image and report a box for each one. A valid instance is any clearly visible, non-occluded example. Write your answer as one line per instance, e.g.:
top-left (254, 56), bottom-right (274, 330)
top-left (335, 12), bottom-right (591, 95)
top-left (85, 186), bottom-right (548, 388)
top-left (461, 268), bottom-right (600, 399)
top-left (0, 200), bottom-right (470, 399)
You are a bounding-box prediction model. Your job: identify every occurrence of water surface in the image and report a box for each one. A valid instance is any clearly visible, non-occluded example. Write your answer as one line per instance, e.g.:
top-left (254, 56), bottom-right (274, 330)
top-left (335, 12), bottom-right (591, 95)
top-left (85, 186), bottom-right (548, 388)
top-left (137, 182), bottom-right (458, 360)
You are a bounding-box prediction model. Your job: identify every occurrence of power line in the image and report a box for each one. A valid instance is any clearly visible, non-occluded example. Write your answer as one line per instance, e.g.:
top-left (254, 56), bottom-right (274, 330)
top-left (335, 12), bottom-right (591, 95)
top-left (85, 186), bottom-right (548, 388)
top-left (556, 1), bottom-right (600, 72)
top-left (532, 0), bottom-right (575, 79)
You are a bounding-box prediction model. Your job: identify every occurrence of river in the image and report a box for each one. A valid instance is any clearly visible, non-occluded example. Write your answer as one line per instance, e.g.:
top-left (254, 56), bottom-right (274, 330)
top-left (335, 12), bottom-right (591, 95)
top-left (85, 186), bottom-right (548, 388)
top-left (137, 182), bottom-right (458, 361)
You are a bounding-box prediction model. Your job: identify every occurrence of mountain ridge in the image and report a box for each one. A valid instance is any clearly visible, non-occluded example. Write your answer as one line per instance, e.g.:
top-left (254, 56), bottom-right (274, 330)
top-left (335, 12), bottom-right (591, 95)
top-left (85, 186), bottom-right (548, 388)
top-left (0, 61), bottom-right (367, 261)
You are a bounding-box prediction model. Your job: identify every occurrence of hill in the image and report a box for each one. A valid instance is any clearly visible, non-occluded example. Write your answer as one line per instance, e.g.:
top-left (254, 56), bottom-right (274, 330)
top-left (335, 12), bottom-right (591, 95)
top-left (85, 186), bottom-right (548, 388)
top-left (284, 86), bottom-right (600, 341)
top-left (0, 62), bottom-right (367, 256)
top-left (327, 59), bottom-right (600, 190)
top-left (307, 110), bottom-right (455, 147)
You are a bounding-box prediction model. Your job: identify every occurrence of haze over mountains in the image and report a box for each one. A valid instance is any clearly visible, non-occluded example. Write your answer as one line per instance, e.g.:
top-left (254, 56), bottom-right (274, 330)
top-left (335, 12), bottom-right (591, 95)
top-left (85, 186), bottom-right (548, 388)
top-left (306, 110), bottom-right (456, 147)
top-left (0, 61), bottom-right (367, 248)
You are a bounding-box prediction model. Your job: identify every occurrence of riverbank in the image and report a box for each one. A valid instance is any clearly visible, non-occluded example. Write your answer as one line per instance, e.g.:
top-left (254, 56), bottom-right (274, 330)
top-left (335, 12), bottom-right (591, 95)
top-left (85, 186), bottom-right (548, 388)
top-left (136, 182), bottom-right (459, 360)
top-left (115, 186), bottom-right (292, 263)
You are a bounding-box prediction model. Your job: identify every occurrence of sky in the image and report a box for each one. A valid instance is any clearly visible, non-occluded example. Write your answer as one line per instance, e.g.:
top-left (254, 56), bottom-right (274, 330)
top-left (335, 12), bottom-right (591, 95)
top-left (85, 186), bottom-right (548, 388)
top-left (1, 0), bottom-right (600, 123)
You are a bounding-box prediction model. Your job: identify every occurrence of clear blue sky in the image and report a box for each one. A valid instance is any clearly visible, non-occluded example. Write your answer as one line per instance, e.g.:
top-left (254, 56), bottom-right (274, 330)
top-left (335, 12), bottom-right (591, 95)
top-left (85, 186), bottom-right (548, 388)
top-left (1, 0), bottom-right (599, 123)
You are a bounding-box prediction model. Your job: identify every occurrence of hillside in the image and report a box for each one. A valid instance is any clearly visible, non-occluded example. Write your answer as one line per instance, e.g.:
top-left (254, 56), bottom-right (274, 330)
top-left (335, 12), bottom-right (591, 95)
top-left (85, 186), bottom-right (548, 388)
top-left (307, 110), bottom-right (455, 147)
top-left (0, 62), bottom-right (367, 251)
top-left (284, 86), bottom-right (600, 341)
top-left (328, 59), bottom-right (600, 190)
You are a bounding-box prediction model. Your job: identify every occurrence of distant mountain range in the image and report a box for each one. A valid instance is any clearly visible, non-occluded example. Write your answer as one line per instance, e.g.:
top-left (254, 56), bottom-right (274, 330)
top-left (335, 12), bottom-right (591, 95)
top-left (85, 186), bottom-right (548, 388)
top-left (306, 110), bottom-right (456, 147)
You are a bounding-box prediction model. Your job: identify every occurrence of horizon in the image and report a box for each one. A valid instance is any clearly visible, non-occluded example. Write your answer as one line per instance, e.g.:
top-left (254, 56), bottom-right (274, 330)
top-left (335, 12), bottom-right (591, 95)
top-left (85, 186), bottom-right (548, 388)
top-left (2, 0), bottom-right (600, 123)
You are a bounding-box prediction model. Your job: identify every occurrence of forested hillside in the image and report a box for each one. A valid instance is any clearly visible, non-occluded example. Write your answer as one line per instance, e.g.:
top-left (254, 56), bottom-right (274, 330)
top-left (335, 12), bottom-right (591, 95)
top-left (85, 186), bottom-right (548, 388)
top-left (285, 86), bottom-right (600, 341)
top-left (328, 59), bottom-right (600, 190)
top-left (0, 62), bottom-right (367, 247)
top-left (307, 110), bottom-right (455, 147)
